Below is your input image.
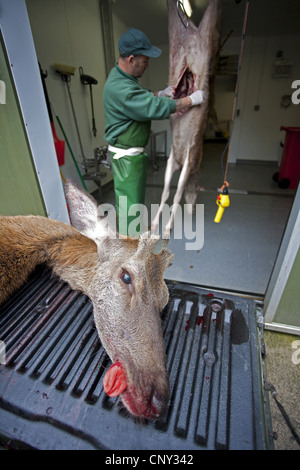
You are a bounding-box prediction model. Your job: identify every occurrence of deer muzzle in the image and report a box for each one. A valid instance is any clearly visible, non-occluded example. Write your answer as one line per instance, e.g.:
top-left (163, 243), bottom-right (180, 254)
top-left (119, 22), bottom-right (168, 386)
top-left (103, 360), bottom-right (169, 420)
top-left (121, 380), bottom-right (169, 420)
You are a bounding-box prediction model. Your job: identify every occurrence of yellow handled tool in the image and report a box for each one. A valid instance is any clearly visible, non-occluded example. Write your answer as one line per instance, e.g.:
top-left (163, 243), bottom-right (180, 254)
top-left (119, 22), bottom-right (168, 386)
top-left (214, 185), bottom-right (230, 223)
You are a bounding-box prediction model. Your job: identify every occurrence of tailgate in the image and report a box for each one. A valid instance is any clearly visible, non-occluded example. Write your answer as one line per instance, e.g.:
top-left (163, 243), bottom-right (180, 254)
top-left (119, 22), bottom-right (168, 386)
top-left (0, 266), bottom-right (273, 450)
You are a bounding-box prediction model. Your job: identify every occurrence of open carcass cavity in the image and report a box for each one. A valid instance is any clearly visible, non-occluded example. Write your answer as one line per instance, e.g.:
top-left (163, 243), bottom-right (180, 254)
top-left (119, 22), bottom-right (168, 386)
top-left (173, 65), bottom-right (196, 117)
top-left (173, 65), bottom-right (196, 100)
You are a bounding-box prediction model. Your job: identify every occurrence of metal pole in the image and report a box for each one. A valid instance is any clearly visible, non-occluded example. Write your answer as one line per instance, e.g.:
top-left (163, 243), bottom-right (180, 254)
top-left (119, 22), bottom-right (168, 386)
top-left (66, 80), bottom-right (87, 167)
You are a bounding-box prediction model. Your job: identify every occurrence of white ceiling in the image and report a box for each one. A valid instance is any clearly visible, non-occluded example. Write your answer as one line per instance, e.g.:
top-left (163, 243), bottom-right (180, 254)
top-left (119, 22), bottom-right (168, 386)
top-left (111, 0), bottom-right (300, 46)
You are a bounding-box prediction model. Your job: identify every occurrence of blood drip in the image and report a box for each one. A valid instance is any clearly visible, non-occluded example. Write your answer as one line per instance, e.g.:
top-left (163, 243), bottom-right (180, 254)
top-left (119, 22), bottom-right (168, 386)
top-left (103, 361), bottom-right (127, 397)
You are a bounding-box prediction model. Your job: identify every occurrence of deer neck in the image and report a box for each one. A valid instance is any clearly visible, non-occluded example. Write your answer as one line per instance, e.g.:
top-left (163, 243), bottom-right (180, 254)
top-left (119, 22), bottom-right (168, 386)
top-left (48, 232), bottom-right (98, 293)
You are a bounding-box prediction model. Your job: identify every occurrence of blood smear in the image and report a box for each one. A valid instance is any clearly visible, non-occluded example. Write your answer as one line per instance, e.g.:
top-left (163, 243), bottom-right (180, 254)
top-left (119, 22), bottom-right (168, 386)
top-left (103, 361), bottom-right (127, 397)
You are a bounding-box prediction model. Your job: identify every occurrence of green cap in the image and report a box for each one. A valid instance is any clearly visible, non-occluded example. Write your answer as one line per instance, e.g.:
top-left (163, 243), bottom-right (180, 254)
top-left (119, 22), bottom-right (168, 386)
top-left (118, 28), bottom-right (161, 58)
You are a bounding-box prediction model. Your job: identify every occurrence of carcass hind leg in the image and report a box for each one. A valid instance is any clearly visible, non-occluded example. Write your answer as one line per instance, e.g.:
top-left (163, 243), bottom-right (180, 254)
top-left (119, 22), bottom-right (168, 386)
top-left (184, 170), bottom-right (201, 214)
top-left (151, 149), bottom-right (176, 232)
top-left (163, 149), bottom-right (191, 238)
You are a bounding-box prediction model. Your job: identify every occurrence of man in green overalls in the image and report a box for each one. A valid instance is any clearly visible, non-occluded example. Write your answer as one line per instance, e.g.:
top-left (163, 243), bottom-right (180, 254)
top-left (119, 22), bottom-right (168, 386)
top-left (103, 27), bottom-right (204, 237)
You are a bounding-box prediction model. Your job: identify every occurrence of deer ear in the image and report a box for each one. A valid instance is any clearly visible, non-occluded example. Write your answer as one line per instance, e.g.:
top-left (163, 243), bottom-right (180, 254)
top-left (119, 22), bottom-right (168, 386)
top-left (65, 179), bottom-right (113, 242)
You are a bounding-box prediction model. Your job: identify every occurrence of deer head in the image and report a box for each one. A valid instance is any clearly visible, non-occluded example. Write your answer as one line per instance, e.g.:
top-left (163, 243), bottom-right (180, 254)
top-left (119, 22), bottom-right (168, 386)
top-left (65, 180), bottom-right (173, 420)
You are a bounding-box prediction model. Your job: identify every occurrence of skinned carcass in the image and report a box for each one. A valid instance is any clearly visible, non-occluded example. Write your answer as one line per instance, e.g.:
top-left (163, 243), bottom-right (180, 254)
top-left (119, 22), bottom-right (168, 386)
top-left (152, 0), bottom-right (223, 235)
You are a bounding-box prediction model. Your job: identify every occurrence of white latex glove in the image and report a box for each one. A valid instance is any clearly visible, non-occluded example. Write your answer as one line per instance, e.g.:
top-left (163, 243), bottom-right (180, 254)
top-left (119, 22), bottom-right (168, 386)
top-left (158, 86), bottom-right (175, 98)
top-left (189, 90), bottom-right (205, 106)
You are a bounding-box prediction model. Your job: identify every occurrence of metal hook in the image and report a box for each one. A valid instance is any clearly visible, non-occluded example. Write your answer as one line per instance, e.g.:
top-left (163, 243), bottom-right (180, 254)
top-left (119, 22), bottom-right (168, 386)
top-left (177, 0), bottom-right (189, 28)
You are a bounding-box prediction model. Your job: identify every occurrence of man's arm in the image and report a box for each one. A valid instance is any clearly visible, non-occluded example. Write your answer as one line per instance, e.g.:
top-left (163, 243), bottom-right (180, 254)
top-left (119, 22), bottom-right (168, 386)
top-left (174, 96), bottom-right (192, 111)
top-left (174, 90), bottom-right (205, 111)
top-left (154, 88), bottom-right (204, 111)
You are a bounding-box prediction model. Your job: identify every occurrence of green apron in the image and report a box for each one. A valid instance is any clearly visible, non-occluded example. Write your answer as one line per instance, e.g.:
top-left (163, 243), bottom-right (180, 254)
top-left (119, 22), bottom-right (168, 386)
top-left (110, 121), bottom-right (151, 237)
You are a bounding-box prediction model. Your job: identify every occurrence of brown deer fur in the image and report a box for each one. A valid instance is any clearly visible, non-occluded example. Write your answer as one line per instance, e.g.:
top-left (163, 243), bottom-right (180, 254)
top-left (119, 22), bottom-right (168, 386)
top-left (0, 180), bottom-right (173, 420)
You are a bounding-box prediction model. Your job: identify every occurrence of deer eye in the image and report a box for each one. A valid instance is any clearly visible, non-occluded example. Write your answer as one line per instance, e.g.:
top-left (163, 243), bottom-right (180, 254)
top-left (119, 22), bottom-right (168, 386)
top-left (120, 270), bottom-right (131, 285)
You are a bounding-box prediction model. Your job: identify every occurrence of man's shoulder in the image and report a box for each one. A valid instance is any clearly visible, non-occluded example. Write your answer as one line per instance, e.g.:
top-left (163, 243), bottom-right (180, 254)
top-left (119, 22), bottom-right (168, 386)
top-left (104, 65), bottom-right (141, 101)
top-left (104, 65), bottom-right (118, 86)
top-left (106, 64), bottom-right (136, 83)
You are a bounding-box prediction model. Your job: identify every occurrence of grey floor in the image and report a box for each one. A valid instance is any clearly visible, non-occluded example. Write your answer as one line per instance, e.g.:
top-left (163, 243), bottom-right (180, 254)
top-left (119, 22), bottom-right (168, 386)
top-left (149, 143), bottom-right (295, 295)
top-left (101, 141), bottom-right (295, 296)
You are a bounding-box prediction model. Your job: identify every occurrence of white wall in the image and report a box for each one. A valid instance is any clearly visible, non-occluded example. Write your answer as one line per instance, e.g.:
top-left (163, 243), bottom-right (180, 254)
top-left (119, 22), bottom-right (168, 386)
top-left (26, 0), bottom-right (110, 190)
top-left (26, 0), bottom-right (300, 172)
top-left (229, 33), bottom-right (300, 163)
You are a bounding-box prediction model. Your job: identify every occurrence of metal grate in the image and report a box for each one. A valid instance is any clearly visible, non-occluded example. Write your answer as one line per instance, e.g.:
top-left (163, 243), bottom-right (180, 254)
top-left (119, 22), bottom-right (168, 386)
top-left (0, 266), bottom-right (273, 450)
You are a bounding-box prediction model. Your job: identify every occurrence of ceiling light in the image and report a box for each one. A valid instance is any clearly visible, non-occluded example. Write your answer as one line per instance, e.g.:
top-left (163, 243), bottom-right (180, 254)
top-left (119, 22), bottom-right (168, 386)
top-left (182, 0), bottom-right (192, 17)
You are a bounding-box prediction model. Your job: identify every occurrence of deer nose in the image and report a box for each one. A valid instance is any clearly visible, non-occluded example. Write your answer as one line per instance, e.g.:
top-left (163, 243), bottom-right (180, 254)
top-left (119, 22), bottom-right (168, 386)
top-left (149, 389), bottom-right (169, 419)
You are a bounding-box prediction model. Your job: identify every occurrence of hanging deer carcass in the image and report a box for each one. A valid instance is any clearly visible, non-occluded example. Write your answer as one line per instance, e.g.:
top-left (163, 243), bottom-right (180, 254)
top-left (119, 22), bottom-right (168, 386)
top-left (152, 0), bottom-right (223, 235)
top-left (0, 180), bottom-right (173, 420)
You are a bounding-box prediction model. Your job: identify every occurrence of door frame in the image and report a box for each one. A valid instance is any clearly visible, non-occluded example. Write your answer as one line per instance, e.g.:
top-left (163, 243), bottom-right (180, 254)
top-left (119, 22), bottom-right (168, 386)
top-left (264, 182), bottom-right (300, 335)
top-left (0, 0), bottom-right (69, 223)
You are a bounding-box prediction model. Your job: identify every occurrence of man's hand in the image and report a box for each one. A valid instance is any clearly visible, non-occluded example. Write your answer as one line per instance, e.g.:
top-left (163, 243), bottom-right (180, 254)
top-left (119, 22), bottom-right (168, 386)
top-left (189, 90), bottom-right (205, 106)
top-left (158, 86), bottom-right (175, 98)
top-left (174, 89), bottom-right (205, 111)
